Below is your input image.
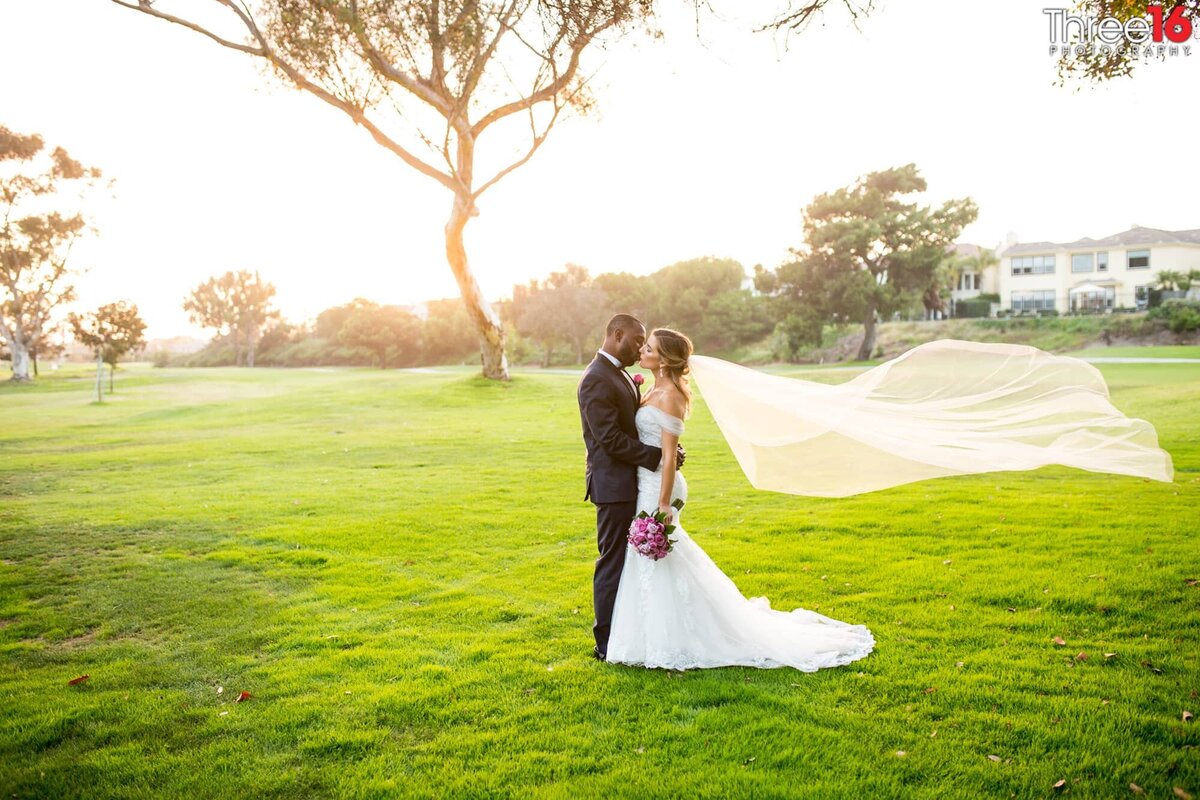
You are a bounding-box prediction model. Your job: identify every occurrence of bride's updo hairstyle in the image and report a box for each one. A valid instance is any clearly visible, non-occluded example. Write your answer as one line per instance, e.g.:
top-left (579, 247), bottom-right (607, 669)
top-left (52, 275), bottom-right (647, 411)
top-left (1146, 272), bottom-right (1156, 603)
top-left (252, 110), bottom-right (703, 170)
top-left (652, 327), bottom-right (694, 417)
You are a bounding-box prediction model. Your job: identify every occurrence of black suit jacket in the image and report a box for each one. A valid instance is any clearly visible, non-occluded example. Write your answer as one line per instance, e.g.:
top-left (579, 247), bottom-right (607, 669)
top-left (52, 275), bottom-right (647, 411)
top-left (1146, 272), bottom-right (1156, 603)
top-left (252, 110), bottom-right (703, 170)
top-left (577, 354), bottom-right (662, 504)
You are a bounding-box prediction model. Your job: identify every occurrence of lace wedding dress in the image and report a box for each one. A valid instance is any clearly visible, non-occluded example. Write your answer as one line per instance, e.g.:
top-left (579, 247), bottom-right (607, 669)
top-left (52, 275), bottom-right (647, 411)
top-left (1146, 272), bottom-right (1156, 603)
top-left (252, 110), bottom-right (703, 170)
top-left (605, 404), bottom-right (876, 671)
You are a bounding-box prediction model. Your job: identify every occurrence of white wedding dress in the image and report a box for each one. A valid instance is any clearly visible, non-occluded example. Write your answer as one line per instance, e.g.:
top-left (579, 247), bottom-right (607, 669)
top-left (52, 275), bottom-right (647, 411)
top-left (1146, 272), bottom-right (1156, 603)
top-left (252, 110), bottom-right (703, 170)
top-left (605, 403), bottom-right (876, 671)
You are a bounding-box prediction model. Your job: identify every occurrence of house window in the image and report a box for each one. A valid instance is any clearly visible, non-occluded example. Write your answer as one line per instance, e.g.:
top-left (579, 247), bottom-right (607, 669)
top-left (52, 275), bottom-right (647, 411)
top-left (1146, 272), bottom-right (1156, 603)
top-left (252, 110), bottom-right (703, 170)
top-left (1127, 249), bottom-right (1150, 269)
top-left (1012, 290), bottom-right (1056, 311)
top-left (1135, 285), bottom-right (1151, 310)
top-left (1072, 253), bottom-right (1094, 273)
top-left (958, 272), bottom-right (978, 291)
top-left (1070, 287), bottom-right (1115, 312)
top-left (1011, 255), bottom-right (1056, 275)
top-left (1097, 252), bottom-right (1108, 272)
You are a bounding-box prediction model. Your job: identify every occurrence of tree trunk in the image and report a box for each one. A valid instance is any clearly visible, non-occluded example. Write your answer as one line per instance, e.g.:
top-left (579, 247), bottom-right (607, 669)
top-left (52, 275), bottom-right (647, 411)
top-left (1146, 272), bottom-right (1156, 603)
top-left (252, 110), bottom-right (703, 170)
top-left (856, 303), bottom-right (878, 361)
top-left (32, 354), bottom-right (39, 377)
top-left (9, 343), bottom-right (32, 382)
top-left (109, 363), bottom-right (115, 393)
top-left (94, 354), bottom-right (103, 403)
top-left (247, 328), bottom-right (257, 368)
top-left (445, 194), bottom-right (509, 380)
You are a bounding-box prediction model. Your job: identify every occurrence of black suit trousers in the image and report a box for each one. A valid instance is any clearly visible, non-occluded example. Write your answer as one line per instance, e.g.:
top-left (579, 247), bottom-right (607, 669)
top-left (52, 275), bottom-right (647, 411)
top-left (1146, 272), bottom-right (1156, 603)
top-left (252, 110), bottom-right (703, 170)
top-left (592, 499), bottom-right (636, 655)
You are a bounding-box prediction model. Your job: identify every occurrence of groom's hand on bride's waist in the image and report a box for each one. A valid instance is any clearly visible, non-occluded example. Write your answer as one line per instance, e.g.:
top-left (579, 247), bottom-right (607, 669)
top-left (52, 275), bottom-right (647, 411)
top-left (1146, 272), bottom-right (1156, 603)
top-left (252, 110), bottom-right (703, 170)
top-left (676, 444), bottom-right (686, 470)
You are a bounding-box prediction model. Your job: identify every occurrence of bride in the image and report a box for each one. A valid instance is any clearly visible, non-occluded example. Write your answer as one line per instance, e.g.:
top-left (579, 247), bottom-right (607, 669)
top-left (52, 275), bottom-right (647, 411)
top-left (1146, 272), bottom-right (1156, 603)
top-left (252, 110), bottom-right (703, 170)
top-left (606, 328), bottom-right (876, 671)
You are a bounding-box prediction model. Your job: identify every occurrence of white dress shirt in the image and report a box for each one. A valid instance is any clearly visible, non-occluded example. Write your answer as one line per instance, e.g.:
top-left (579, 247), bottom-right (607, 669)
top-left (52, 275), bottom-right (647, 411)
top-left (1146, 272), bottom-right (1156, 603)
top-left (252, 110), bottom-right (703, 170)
top-left (598, 349), bottom-right (638, 396)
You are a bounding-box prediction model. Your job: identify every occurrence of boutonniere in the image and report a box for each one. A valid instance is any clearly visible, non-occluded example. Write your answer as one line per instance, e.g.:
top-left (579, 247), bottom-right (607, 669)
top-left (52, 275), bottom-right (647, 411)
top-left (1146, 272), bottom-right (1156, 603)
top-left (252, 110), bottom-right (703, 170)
top-left (631, 373), bottom-right (645, 392)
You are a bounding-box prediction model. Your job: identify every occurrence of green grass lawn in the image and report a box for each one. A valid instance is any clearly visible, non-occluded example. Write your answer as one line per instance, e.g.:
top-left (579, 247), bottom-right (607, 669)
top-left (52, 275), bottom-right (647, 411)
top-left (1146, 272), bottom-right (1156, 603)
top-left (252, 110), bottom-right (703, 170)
top-left (1, 362), bottom-right (1197, 799)
top-left (1065, 345), bottom-right (1200, 360)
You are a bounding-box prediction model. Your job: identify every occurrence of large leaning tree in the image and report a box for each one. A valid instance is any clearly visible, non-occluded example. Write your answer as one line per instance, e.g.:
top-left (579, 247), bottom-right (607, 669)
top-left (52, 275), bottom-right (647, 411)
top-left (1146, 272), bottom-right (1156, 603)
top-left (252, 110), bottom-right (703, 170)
top-left (0, 126), bottom-right (101, 382)
top-left (755, 164), bottom-right (977, 362)
top-left (111, 0), bottom-right (873, 380)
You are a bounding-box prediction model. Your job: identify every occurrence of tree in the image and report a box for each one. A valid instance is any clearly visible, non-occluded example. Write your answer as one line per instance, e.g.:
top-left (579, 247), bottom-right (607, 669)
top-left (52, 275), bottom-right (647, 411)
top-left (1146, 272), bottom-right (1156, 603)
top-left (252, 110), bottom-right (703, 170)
top-left (592, 271), bottom-right (655, 321)
top-left (29, 322), bottom-right (68, 377)
top-left (1052, 1), bottom-right (1200, 85)
top-left (68, 301), bottom-right (147, 401)
top-left (0, 126), bottom-right (101, 381)
top-left (110, 1), bottom-right (875, 381)
top-left (514, 264), bottom-right (608, 365)
top-left (315, 297), bottom-right (376, 341)
top-left (1156, 270), bottom-right (1186, 291)
top-left (338, 303), bottom-right (423, 368)
top-left (183, 270), bottom-right (277, 366)
top-left (421, 298), bottom-right (481, 365)
top-left (645, 257), bottom-right (768, 351)
top-left (756, 164), bottom-right (977, 361)
top-left (930, 246), bottom-right (998, 318)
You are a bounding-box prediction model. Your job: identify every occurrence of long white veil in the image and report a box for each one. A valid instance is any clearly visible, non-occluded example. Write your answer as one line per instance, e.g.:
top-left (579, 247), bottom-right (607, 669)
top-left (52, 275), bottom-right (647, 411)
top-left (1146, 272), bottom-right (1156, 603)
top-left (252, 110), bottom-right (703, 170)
top-left (688, 339), bottom-right (1174, 498)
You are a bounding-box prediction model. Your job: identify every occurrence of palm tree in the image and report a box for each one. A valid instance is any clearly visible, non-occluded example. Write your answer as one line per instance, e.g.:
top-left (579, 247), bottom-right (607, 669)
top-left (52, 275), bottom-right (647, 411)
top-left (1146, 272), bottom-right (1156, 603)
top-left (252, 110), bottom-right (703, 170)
top-left (1156, 270), bottom-right (1185, 291)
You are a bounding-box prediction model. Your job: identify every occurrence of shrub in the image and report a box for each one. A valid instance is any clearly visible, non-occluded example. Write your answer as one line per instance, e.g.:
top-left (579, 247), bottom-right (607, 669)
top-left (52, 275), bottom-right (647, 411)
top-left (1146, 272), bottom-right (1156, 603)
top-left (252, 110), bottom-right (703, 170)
top-left (1147, 299), bottom-right (1200, 333)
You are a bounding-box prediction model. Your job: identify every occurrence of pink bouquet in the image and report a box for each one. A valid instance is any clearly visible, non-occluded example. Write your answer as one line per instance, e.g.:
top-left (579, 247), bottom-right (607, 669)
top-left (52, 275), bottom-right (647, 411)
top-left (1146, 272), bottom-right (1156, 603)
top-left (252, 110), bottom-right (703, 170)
top-left (628, 499), bottom-right (684, 561)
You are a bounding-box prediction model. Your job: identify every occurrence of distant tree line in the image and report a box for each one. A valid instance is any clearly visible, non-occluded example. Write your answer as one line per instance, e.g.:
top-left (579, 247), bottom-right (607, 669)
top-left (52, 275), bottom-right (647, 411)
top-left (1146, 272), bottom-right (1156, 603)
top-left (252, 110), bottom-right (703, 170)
top-left (174, 256), bottom-right (775, 369)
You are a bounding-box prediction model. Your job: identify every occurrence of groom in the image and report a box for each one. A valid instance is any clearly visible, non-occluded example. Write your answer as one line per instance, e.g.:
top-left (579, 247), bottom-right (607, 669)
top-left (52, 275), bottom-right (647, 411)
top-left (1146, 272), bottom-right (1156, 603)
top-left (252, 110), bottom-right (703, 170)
top-left (577, 313), bottom-right (682, 661)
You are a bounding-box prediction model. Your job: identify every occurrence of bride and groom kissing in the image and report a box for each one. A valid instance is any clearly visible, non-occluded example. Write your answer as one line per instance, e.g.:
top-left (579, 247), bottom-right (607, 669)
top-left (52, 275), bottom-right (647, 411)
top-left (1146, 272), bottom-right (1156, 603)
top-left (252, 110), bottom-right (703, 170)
top-left (576, 312), bottom-right (1174, 672)
top-left (576, 313), bottom-right (877, 672)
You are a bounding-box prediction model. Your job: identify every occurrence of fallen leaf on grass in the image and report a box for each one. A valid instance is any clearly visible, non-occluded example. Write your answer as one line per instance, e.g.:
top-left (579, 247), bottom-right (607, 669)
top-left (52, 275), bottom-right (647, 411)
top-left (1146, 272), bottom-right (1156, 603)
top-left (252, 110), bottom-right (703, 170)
top-left (987, 754), bottom-right (1002, 762)
top-left (895, 751), bottom-right (906, 757)
top-left (219, 711), bottom-right (229, 717)
top-left (1129, 784), bottom-right (1144, 795)
top-left (923, 687), bottom-right (937, 694)
top-left (216, 686), bottom-right (224, 694)
top-left (1075, 651), bottom-right (1088, 661)
top-left (1174, 788), bottom-right (1193, 800)
top-left (1052, 636), bottom-right (1067, 646)
top-left (1054, 779), bottom-right (1067, 789)
top-left (744, 757), bottom-right (756, 765)
top-left (1104, 652), bottom-right (1117, 659)
top-left (1141, 661), bottom-right (1163, 675)
top-left (1007, 607), bottom-right (1017, 613)
top-left (1185, 578), bottom-right (1199, 587)
top-left (1184, 711), bottom-right (1194, 723)
top-left (235, 691), bottom-right (251, 703)
top-left (67, 675), bottom-right (89, 686)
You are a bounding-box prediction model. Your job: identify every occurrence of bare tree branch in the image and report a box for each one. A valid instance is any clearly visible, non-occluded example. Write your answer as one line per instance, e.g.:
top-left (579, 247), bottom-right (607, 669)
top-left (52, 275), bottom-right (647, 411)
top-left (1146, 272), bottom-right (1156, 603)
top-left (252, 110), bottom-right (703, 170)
top-left (110, 0), bottom-right (266, 55)
top-left (470, 16), bottom-right (617, 137)
top-left (109, 0), bottom-right (463, 194)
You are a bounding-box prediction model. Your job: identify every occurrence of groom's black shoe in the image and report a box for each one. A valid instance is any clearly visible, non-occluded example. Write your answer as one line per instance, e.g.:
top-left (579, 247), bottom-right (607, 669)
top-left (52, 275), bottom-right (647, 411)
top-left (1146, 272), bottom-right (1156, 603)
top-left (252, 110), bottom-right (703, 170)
top-left (591, 646), bottom-right (606, 662)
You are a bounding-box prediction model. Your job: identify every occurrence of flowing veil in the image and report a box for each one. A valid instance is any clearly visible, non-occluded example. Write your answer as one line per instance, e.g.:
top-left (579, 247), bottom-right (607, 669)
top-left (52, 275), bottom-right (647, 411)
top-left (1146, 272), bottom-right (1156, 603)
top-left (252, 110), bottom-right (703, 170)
top-left (688, 339), bottom-right (1174, 498)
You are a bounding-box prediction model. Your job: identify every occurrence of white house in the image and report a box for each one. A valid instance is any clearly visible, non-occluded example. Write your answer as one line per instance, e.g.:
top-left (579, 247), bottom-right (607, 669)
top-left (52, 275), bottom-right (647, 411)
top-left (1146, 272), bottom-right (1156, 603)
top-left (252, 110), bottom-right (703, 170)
top-left (996, 226), bottom-right (1200, 313)
top-left (948, 242), bottom-right (1000, 302)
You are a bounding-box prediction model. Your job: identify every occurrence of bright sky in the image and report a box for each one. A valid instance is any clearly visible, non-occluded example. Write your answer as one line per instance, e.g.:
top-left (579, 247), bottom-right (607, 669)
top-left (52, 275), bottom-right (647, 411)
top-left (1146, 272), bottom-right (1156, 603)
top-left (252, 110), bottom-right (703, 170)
top-left (2, 0), bottom-right (1197, 339)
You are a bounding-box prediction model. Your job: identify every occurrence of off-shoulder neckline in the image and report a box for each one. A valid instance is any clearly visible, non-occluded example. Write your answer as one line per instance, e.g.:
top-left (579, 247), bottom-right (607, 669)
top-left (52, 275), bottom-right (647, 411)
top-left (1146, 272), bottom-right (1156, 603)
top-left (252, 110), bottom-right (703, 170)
top-left (639, 403), bottom-right (685, 424)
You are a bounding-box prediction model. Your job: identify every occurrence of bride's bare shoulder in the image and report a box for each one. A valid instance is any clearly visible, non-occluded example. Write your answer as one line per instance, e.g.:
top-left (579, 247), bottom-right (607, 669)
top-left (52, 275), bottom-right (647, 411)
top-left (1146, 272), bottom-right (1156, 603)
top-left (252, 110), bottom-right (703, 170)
top-left (656, 387), bottom-right (687, 422)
